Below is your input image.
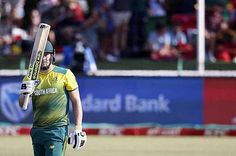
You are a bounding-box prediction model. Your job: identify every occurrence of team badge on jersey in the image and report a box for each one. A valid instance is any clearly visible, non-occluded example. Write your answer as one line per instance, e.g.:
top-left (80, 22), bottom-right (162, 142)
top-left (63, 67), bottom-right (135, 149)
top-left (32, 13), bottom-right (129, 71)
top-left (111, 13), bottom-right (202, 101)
top-left (52, 77), bottom-right (58, 82)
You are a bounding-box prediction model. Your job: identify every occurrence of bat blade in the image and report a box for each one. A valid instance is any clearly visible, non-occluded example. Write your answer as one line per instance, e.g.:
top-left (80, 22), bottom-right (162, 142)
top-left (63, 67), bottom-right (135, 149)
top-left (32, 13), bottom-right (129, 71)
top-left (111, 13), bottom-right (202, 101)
top-left (27, 23), bottom-right (51, 80)
top-left (22, 23), bottom-right (51, 110)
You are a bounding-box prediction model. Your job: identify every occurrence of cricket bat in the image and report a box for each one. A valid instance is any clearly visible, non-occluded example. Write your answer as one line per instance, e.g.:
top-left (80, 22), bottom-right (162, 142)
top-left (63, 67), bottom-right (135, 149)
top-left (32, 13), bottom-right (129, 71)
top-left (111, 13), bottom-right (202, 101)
top-left (22, 23), bottom-right (51, 110)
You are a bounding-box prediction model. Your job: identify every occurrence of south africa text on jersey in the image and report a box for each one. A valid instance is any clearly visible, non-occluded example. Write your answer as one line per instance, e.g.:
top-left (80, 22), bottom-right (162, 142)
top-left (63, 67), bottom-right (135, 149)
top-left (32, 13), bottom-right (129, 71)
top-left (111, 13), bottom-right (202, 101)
top-left (34, 88), bottom-right (58, 96)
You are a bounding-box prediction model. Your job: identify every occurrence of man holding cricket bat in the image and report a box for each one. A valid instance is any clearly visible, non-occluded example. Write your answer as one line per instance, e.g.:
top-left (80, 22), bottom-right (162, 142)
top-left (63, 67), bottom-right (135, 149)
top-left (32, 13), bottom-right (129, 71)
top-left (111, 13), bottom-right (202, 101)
top-left (19, 41), bottom-right (86, 156)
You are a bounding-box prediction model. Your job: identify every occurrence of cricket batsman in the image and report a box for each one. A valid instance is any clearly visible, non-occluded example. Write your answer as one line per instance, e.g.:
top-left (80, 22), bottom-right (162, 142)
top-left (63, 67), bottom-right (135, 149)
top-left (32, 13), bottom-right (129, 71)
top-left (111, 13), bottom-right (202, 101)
top-left (19, 41), bottom-right (87, 156)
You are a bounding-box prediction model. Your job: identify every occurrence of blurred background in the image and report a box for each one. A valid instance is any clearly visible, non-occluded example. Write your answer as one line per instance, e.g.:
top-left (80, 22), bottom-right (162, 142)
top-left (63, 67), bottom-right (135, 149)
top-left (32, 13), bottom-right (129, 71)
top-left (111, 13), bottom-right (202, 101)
top-left (2, 0), bottom-right (236, 71)
top-left (1, 0), bottom-right (236, 155)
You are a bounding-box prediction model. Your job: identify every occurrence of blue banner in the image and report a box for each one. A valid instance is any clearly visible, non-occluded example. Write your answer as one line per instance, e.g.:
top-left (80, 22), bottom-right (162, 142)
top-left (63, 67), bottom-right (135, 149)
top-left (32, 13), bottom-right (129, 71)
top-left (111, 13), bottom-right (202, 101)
top-left (0, 76), bottom-right (203, 125)
top-left (0, 77), bottom-right (33, 123)
top-left (78, 77), bottom-right (203, 124)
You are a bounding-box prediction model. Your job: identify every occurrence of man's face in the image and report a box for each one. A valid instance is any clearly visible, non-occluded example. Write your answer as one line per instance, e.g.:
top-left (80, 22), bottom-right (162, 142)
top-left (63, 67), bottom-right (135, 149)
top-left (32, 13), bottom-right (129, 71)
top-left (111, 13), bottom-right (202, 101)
top-left (41, 52), bottom-right (53, 70)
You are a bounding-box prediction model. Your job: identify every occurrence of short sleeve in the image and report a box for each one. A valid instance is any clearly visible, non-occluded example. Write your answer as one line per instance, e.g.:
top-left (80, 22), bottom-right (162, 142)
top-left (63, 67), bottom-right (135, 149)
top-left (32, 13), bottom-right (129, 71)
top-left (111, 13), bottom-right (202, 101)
top-left (65, 69), bottom-right (78, 91)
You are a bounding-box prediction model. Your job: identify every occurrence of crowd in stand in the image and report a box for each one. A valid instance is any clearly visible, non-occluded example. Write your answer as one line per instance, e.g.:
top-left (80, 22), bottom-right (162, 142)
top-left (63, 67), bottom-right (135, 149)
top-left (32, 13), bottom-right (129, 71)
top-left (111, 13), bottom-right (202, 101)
top-left (206, 0), bottom-right (236, 63)
top-left (1, 0), bottom-right (236, 64)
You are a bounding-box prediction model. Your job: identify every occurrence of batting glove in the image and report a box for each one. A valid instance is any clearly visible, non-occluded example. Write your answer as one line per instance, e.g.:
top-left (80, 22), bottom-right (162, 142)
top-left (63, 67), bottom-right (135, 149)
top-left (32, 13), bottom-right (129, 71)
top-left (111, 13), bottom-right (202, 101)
top-left (68, 125), bottom-right (87, 150)
top-left (20, 80), bottom-right (39, 95)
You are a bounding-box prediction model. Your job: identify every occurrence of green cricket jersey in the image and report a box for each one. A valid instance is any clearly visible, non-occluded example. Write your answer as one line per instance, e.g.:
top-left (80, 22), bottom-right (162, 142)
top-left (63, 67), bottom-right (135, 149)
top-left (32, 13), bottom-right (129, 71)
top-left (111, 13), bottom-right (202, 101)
top-left (23, 65), bottom-right (78, 128)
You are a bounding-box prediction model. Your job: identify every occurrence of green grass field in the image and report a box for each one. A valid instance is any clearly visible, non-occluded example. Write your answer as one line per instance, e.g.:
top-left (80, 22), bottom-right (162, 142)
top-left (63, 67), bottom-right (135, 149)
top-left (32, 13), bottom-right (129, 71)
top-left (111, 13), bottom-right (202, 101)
top-left (1, 135), bottom-right (236, 156)
top-left (2, 55), bottom-right (236, 70)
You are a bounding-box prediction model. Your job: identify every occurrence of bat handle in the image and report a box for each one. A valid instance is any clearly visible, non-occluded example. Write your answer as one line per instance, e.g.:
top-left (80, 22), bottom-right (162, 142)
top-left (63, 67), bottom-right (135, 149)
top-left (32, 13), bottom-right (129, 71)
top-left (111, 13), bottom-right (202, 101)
top-left (22, 94), bottom-right (30, 110)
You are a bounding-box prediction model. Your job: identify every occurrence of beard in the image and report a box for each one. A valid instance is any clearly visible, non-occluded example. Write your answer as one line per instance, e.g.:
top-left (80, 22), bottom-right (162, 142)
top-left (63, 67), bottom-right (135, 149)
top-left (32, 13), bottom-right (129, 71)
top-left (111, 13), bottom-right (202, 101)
top-left (40, 56), bottom-right (53, 71)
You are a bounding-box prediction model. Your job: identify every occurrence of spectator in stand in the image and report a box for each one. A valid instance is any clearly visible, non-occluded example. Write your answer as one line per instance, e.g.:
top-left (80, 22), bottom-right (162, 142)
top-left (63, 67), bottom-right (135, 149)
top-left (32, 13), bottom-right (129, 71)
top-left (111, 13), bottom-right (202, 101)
top-left (0, 15), bottom-right (13, 55)
top-left (1, 0), bottom-right (37, 56)
top-left (11, 20), bottom-right (29, 55)
top-left (225, 0), bottom-right (236, 29)
top-left (215, 21), bottom-right (236, 63)
top-left (127, 0), bottom-right (147, 55)
top-left (71, 33), bottom-right (97, 75)
top-left (56, 0), bottom-right (84, 45)
top-left (171, 23), bottom-right (194, 60)
top-left (95, 0), bottom-right (118, 62)
top-left (12, 0), bottom-right (25, 22)
top-left (147, 0), bottom-right (166, 17)
top-left (147, 23), bottom-right (177, 61)
top-left (38, 0), bottom-right (65, 28)
top-left (79, 2), bottom-right (100, 59)
top-left (111, 0), bottom-right (132, 57)
top-left (26, 9), bottom-right (56, 53)
top-left (37, 0), bottom-right (57, 14)
top-left (146, 0), bottom-right (167, 34)
top-left (205, 4), bottom-right (224, 62)
top-left (67, 0), bottom-right (85, 23)
top-left (28, 9), bottom-right (42, 40)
